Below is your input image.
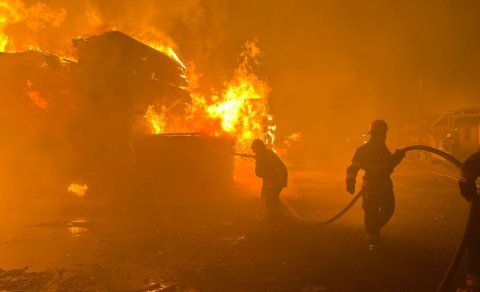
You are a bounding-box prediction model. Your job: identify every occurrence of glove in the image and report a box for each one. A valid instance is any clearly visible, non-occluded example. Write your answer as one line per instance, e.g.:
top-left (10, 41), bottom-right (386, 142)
top-left (459, 180), bottom-right (477, 202)
top-left (346, 179), bottom-right (355, 194)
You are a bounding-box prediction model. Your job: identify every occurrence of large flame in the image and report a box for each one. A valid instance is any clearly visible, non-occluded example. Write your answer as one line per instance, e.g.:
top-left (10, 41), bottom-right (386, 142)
top-left (185, 40), bottom-right (273, 150)
top-left (145, 105), bottom-right (167, 135)
top-left (0, 0), bottom-right (22, 51)
top-left (0, 0), bottom-right (66, 52)
top-left (141, 39), bottom-right (276, 151)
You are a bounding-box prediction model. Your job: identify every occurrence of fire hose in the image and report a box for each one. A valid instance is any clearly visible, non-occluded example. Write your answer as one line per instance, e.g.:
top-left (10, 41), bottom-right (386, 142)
top-left (280, 145), bottom-right (470, 292)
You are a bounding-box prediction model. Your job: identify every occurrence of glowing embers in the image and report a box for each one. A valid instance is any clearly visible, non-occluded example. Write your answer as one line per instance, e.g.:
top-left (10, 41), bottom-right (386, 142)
top-left (67, 219), bottom-right (89, 237)
top-left (67, 183), bottom-right (88, 197)
top-left (26, 80), bottom-right (47, 110)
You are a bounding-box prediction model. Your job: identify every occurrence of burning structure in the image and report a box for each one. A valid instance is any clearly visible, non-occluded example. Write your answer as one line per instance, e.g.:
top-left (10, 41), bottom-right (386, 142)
top-left (0, 30), bottom-right (274, 197)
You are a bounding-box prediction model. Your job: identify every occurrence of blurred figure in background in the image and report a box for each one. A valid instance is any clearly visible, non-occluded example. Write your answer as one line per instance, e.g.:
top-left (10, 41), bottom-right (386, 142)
top-left (442, 132), bottom-right (460, 158)
top-left (346, 120), bottom-right (405, 250)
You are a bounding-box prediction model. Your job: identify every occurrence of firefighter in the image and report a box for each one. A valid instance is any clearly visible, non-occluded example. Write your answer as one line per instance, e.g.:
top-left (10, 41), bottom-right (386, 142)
top-left (251, 139), bottom-right (288, 219)
top-left (458, 150), bottom-right (480, 292)
top-left (346, 120), bottom-right (405, 250)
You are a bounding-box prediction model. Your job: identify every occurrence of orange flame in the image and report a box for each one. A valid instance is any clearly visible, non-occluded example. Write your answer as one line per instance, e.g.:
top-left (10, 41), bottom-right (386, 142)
top-left (142, 40), bottom-right (276, 151)
top-left (0, 0), bottom-right (66, 52)
top-left (147, 41), bottom-right (186, 69)
top-left (186, 40), bottom-right (273, 150)
top-left (145, 105), bottom-right (167, 134)
top-left (0, 0), bottom-right (22, 51)
top-left (67, 183), bottom-right (88, 197)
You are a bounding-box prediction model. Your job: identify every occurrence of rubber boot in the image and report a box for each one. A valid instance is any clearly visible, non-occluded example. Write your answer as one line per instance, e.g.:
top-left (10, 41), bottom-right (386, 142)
top-left (367, 233), bottom-right (381, 251)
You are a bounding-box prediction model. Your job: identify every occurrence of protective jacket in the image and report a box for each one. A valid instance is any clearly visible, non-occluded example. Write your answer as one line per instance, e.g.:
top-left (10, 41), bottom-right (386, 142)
top-left (346, 139), bottom-right (403, 189)
top-left (255, 149), bottom-right (288, 188)
top-left (460, 151), bottom-right (480, 201)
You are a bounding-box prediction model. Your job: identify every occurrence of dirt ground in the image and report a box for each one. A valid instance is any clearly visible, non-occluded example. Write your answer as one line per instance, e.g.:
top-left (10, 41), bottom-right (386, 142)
top-left (0, 158), bottom-right (470, 291)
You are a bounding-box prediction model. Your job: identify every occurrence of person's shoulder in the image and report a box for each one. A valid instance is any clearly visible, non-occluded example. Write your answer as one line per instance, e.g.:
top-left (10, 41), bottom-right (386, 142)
top-left (265, 149), bottom-right (278, 157)
top-left (464, 151), bottom-right (480, 175)
top-left (265, 149), bottom-right (283, 160)
top-left (466, 150), bottom-right (480, 163)
top-left (356, 142), bottom-right (369, 152)
top-left (352, 142), bottom-right (374, 160)
top-left (470, 150), bottom-right (480, 158)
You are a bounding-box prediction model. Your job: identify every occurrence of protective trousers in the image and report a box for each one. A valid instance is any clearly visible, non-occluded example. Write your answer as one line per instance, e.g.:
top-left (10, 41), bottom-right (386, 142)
top-left (261, 184), bottom-right (283, 215)
top-left (362, 184), bottom-right (395, 236)
top-left (467, 198), bottom-right (480, 279)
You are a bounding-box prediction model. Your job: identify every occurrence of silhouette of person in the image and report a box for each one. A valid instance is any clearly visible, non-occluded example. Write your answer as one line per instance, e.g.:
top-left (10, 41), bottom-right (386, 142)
top-left (442, 132), bottom-right (460, 157)
top-left (251, 139), bottom-right (288, 219)
top-left (346, 120), bottom-right (405, 250)
top-left (459, 150), bottom-right (480, 292)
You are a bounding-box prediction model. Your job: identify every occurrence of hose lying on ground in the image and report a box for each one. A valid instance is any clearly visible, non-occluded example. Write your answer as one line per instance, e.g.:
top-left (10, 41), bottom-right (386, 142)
top-left (278, 145), bottom-right (468, 291)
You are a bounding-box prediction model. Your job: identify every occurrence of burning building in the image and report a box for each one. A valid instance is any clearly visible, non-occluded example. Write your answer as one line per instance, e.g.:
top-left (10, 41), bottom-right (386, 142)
top-left (0, 31), bottom-right (243, 197)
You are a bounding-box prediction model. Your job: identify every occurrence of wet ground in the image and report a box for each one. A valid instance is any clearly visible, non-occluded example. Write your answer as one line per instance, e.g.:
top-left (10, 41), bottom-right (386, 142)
top-left (0, 159), bottom-right (470, 291)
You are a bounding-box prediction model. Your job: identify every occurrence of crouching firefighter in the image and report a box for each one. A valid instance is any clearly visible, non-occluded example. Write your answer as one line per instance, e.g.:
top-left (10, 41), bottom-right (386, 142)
top-left (251, 139), bottom-right (288, 219)
top-left (346, 120), bottom-right (405, 250)
top-left (458, 150), bottom-right (480, 292)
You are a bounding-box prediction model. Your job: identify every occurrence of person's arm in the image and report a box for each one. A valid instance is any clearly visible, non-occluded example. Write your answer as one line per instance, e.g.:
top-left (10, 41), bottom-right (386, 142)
top-left (391, 149), bottom-right (406, 168)
top-left (346, 150), bottom-right (362, 194)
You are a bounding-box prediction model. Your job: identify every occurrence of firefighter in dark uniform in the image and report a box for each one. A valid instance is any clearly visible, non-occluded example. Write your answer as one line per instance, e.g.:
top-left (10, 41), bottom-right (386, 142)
top-left (346, 120), bottom-right (405, 250)
top-left (459, 150), bottom-right (480, 292)
top-left (251, 139), bottom-right (288, 218)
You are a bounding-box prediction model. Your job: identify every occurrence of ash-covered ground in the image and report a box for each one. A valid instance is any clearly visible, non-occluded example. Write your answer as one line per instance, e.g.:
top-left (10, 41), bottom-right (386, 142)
top-left (0, 158), bottom-right (468, 291)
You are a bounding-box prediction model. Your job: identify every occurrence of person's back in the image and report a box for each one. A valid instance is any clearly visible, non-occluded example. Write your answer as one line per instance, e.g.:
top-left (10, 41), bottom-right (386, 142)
top-left (255, 148), bottom-right (288, 188)
top-left (351, 139), bottom-right (394, 185)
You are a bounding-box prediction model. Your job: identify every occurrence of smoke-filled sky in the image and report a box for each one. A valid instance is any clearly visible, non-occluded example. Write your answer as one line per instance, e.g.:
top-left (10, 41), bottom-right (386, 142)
top-left (12, 0), bottom-right (480, 150)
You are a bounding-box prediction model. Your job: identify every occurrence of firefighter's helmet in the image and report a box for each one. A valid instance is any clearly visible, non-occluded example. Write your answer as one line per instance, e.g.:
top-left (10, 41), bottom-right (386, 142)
top-left (251, 139), bottom-right (266, 151)
top-left (369, 119), bottom-right (388, 134)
